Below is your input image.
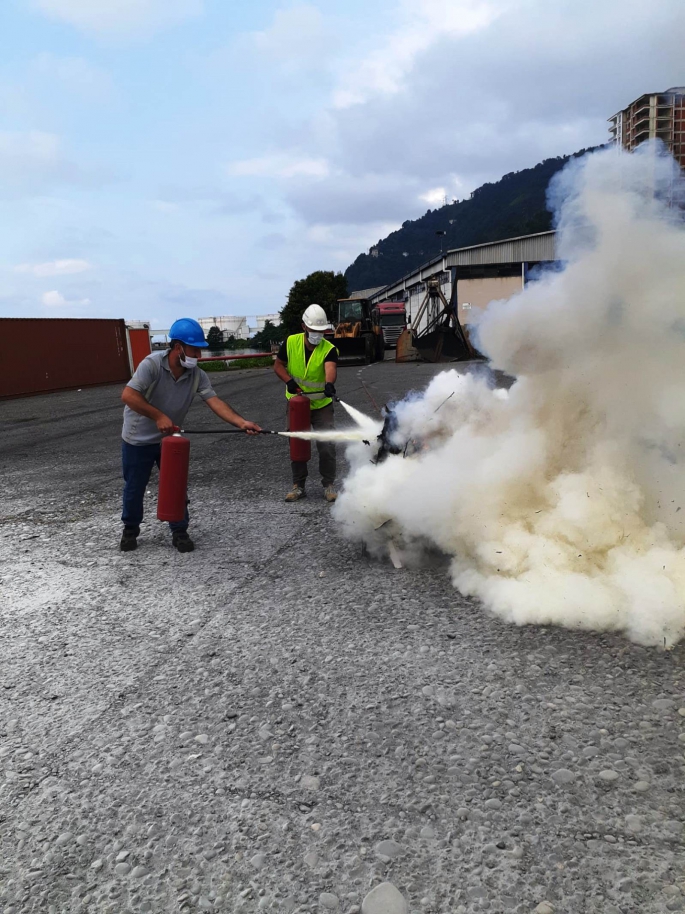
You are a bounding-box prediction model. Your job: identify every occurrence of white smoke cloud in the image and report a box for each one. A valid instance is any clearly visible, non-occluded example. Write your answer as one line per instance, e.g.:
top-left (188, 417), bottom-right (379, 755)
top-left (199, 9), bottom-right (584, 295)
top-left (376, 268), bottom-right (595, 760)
top-left (334, 145), bottom-right (685, 647)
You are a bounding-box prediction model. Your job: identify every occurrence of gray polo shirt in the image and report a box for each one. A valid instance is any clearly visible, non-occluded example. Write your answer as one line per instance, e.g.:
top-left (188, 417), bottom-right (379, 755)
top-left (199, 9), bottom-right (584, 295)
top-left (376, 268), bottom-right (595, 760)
top-left (122, 351), bottom-right (217, 446)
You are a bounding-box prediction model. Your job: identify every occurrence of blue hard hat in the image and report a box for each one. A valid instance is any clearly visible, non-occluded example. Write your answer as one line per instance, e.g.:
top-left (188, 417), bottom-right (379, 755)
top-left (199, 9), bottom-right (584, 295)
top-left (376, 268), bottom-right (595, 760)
top-left (169, 317), bottom-right (209, 348)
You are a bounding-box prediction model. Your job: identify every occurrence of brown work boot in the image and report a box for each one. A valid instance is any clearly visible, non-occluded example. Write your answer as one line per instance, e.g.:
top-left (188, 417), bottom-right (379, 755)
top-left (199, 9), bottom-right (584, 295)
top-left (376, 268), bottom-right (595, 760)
top-left (285, 485), bottom-right (306, 502)
top-left (324, 485), bottom-right (337, 503)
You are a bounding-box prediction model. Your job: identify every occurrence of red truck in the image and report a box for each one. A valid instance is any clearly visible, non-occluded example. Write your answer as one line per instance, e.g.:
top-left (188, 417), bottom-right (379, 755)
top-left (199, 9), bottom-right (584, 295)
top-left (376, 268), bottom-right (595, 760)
top-left (375, 301), bottom-right (407, 349)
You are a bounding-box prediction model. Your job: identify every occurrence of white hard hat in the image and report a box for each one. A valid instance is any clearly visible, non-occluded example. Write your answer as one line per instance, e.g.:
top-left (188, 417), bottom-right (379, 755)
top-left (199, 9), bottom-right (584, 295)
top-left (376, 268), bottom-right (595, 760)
top-left (302, 304), bottom-right (331, 331)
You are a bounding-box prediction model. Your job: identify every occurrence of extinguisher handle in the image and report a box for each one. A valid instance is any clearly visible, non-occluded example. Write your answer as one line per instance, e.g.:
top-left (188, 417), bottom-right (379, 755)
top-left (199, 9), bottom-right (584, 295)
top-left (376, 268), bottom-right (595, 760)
top-left (171, 425), bottom-right (181, 433)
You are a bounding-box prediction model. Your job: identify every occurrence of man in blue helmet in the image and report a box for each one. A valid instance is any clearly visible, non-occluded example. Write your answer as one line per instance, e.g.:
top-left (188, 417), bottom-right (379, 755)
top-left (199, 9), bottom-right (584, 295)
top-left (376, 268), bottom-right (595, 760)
top-left (119, 317), bottom-right (261, 553)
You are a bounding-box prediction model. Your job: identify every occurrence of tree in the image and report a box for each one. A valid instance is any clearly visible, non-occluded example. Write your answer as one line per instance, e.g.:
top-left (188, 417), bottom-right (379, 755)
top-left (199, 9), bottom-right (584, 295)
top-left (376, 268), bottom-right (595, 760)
top-left (251, 320), bottom-right (283, 352)
top-left (222, 334), bottom-right (250, 351)
top-left (280, 270), bottom-right (348, 335)
top-left (206, 325), bottom-right (224, 350)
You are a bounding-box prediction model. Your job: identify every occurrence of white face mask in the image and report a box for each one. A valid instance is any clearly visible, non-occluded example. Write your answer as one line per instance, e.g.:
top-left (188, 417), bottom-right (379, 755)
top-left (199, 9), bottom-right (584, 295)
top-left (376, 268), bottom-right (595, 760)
top-left (307, 331), bottom-right (324, 346)
top-left (179, 347), bottom-right (198, 369)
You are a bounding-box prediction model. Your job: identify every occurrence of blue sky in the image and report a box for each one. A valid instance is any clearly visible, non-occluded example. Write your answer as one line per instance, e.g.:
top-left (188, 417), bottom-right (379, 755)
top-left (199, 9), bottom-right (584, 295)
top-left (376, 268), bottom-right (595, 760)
top-left (1, 0), bottom-right (683, 330)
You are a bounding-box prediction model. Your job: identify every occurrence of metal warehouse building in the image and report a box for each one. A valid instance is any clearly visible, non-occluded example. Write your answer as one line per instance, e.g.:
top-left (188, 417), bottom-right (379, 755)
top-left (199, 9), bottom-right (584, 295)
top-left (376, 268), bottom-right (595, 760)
top-left (368, 230), bottom-right (557, 340)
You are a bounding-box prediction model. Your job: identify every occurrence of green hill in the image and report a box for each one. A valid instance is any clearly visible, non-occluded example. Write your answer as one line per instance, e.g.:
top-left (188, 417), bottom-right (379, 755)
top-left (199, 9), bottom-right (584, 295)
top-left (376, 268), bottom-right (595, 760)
top-left (344, 147), bottom-right (599, 291)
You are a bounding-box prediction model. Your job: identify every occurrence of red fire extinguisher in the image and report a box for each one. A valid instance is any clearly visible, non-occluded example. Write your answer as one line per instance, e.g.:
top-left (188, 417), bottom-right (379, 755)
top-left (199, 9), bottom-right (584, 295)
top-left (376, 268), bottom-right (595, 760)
top-left (288, 393), bottom-right (311, 462)
top-left (157, 430), bottom-right (190, 522)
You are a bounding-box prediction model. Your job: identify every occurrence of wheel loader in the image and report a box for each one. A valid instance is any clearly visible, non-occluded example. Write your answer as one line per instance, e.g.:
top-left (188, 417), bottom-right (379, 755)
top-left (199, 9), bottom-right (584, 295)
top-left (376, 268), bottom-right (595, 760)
top-left (330, 296), bottom-right (406, 365)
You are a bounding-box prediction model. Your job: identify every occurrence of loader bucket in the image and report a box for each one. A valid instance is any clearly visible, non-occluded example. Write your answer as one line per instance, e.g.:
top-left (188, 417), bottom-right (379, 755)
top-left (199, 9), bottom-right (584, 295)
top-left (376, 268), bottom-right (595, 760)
top-left (335, 335), bottom-right (373, 366)
top-left (395, 328), bottom-right (420, 362)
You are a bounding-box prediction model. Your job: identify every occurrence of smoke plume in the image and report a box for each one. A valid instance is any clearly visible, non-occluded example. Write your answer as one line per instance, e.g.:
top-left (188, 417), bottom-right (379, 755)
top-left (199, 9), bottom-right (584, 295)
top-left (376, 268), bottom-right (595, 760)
top-left (334, 146), bottom-right (685, 647)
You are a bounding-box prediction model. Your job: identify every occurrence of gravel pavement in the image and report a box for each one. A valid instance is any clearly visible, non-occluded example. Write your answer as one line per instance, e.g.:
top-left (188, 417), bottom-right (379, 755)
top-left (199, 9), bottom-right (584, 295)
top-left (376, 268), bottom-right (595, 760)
top-left (0, 361), bottom-right (683, 914)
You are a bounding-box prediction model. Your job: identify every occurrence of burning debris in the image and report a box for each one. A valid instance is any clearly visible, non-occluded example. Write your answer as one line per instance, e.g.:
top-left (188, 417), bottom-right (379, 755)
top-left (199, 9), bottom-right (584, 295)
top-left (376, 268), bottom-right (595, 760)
top-left (333, 146), bottom-right (685, 647)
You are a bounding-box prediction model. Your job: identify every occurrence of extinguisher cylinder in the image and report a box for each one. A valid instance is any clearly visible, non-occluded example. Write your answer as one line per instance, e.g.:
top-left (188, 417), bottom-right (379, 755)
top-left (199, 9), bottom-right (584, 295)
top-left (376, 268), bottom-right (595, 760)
top-left (288, 394), bottom-right (311, 462)
top-left (157, 433), bottom-right (190, 522)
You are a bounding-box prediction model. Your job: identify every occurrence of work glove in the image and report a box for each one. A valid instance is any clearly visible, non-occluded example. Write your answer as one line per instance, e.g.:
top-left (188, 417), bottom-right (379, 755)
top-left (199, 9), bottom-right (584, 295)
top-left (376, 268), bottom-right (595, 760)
top-left (286, 379), bottom-right (301, 395)
top-left (324, 382), bottom-right (337, 399)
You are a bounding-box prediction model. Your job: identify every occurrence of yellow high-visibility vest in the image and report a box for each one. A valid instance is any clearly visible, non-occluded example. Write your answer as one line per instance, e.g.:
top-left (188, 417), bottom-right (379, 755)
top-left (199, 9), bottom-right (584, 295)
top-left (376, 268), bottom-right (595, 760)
top-left (285, 333), bottom-right (335, 410)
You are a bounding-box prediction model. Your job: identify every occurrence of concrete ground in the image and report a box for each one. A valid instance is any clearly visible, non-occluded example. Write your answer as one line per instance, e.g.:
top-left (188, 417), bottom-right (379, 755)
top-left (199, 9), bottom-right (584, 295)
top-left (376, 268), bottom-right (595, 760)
top-left (0, 361), bottom-right (683, 914)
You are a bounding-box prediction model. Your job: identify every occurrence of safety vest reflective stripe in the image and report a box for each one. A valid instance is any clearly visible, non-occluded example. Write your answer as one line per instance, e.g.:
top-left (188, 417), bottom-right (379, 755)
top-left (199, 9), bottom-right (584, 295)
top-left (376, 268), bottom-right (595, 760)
top-left (285, 333), bottom-right (335, 410)
top-left (292, 376), bottom-right (324, 390)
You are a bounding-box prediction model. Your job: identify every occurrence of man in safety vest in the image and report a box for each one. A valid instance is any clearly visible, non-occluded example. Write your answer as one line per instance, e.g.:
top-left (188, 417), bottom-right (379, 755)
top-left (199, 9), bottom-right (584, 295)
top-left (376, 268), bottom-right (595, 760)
top-left (120, 317), bottom-right (261, 553)
top-left (273, 304), bottom-right (338, 503)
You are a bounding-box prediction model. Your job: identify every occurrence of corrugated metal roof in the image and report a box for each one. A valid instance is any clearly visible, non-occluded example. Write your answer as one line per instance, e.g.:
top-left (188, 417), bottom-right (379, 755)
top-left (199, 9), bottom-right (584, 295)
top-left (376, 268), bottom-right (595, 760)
top-left (445, 231), bottom-right (556, 267)
top-left (369, 231), bottom-right (556, 301)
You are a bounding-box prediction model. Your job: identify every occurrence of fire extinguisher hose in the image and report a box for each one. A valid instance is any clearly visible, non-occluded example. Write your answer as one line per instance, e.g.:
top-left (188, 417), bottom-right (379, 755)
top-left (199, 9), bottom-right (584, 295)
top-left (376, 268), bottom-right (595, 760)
top-left (181, 428), bottom-right (279, 435)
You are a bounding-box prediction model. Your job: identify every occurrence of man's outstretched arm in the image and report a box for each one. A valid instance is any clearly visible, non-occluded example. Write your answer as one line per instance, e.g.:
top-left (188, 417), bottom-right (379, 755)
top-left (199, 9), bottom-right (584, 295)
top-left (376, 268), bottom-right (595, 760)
top-left (204, 396), bottom-right (261, 434)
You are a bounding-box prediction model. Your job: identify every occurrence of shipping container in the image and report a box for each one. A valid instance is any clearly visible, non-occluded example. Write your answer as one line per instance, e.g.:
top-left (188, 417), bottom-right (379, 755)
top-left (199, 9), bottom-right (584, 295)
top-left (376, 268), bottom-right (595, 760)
top-left (0, 318), bottom-right (132, 400)
top-left (125, 322), bottom-right (152, 372)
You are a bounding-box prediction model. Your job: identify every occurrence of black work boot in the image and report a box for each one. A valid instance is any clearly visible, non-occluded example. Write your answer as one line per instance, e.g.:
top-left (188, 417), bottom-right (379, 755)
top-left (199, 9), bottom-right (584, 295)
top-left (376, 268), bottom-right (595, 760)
top-left (120, 528), bottom-right (138, 552)
top-left (172, 531), bottom-right (195, 553)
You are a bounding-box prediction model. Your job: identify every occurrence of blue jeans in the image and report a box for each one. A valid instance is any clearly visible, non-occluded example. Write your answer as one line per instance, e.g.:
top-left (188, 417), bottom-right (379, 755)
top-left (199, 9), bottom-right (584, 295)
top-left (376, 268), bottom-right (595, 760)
top-left (121, 441), bottom-right (188, 535)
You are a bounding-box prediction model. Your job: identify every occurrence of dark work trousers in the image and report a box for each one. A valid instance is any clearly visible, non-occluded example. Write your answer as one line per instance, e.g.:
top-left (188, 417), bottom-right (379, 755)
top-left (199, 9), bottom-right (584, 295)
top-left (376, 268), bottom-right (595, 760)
top-left (121, 441), bottom-right (189, 534)
top-left (288, 403), bottom-right (336, 488)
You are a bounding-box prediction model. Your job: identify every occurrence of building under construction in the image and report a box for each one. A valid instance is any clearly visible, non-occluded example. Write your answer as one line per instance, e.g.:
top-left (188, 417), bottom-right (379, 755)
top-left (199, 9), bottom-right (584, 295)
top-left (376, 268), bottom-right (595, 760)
top-left (609, 87), bottom-right (685, 167)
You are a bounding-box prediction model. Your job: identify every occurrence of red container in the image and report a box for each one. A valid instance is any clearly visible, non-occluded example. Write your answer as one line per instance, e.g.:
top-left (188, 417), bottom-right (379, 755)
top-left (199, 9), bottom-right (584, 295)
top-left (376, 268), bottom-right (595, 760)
top-left (0, 317), bottom-right (131, 400)
top-left (288, 394), bottom-right (311, 462)
top-left (157, 433), bottom-right (190, 522)
top-left (127, 327), bottom-right (152, 372)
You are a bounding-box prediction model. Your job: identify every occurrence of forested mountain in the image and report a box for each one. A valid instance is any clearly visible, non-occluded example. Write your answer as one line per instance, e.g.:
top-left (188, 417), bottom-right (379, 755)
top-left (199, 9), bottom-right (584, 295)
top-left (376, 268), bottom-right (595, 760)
top-left (344, 147), bottom-right (599, 291)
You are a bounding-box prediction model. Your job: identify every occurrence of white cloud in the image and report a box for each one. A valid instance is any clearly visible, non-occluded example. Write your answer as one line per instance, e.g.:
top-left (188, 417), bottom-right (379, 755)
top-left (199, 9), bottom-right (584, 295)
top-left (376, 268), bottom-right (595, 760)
top-left (420, 187), bottom-right (448, 206)
top-left (333, 0), bottom-right (500, 107)
top-left (251, 3), bottom-right (334, 72)
top-left (208, 3), bottom-right (335, 84)
top-left (16, 259), bottom-right (92, 277)
top-left (41, 290), bottom-right (66, 306)
top-left (280, 0), bottom-right (685, 230)
top-left (227, 155), bottom-right (330, 179)
top-left (33, 0), bottom-right (203, 37)
top-left (41, 289), bottom-right (91, 307)
top-left (300, 220), bottom-right (403, 269)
